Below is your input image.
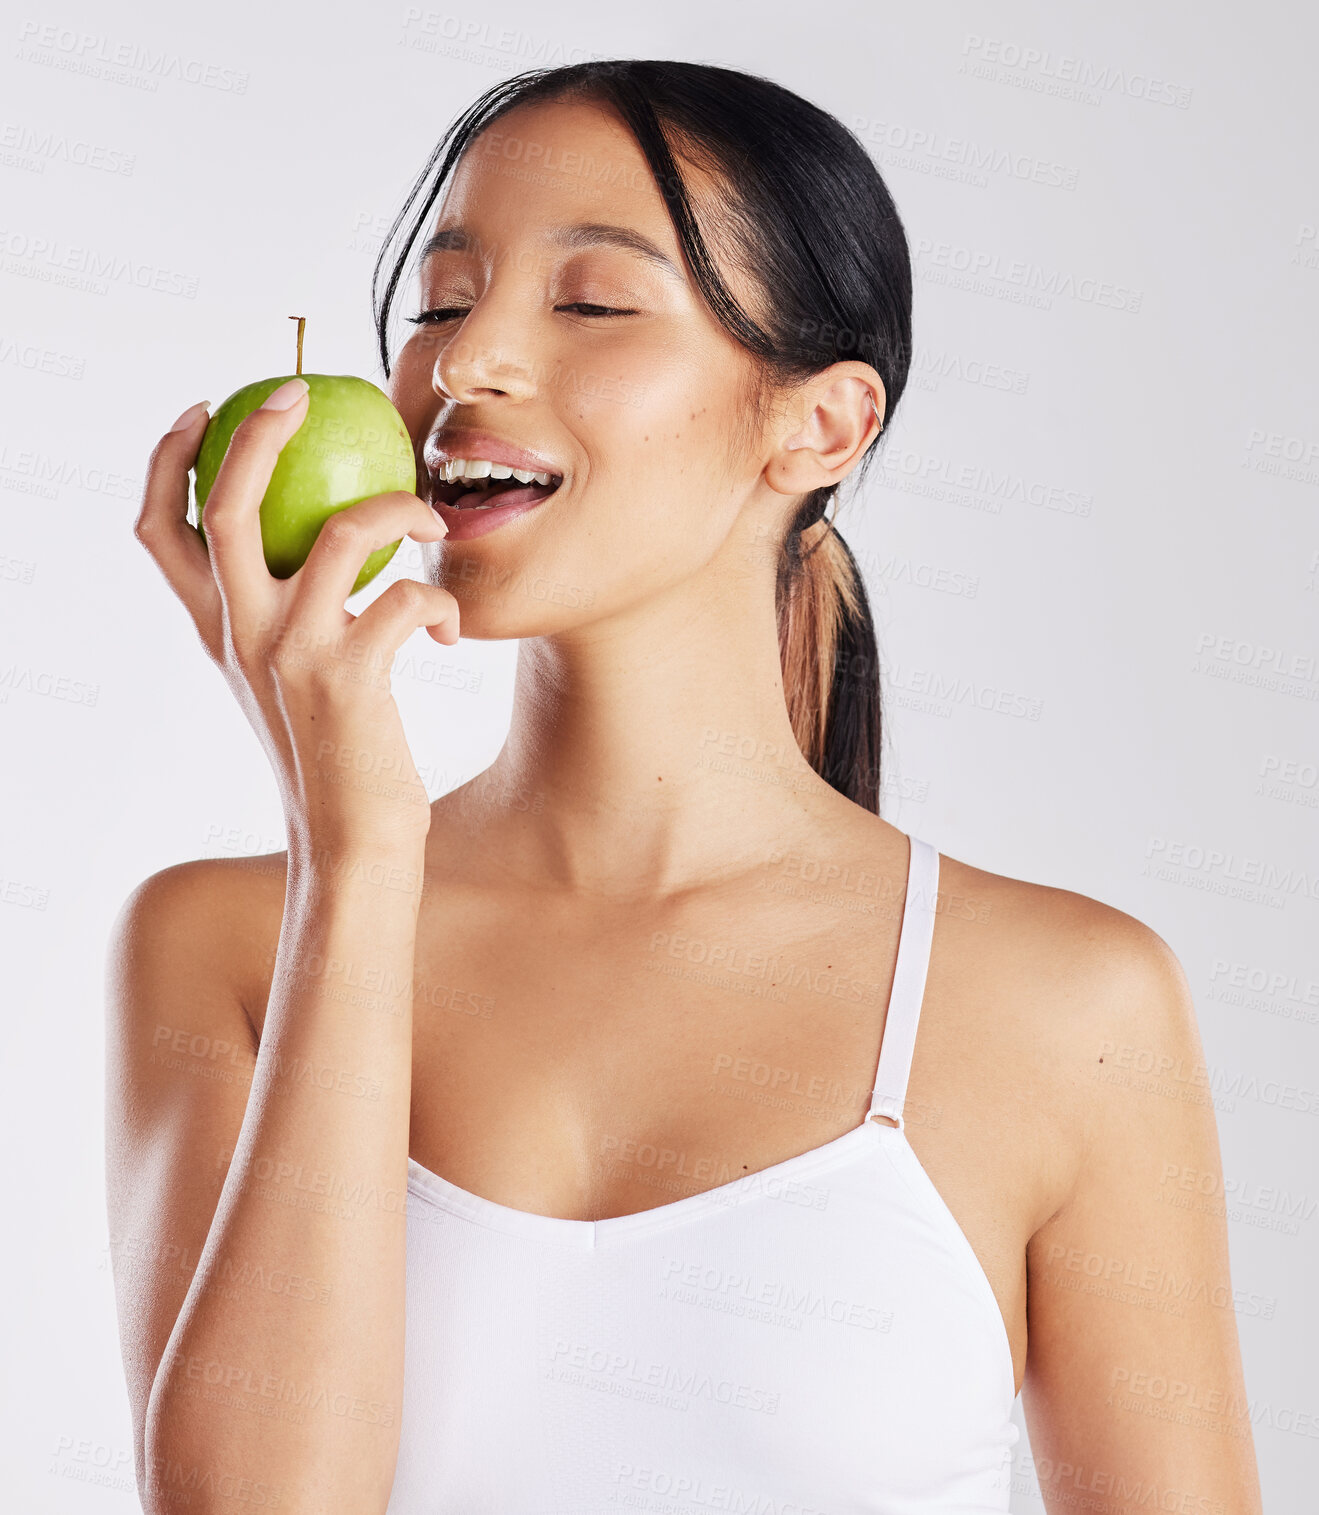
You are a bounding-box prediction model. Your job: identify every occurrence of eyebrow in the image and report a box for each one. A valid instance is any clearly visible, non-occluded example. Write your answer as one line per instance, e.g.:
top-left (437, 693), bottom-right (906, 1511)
top-left (419, 222), bottom-right (685, 281)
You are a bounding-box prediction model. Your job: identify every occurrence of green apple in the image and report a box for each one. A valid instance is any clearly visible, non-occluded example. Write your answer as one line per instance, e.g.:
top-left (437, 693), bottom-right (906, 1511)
top-left (193, 372), bottom-right (417, 596)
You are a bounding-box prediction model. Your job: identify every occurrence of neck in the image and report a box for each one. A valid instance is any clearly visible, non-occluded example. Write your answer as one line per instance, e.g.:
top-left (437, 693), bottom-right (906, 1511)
top-left (464, 560), bottom-right (835, 896)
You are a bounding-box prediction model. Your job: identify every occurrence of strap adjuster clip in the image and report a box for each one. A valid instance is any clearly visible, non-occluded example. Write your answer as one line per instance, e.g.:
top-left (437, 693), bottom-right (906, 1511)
top-left (868, 1091), bottom-right (906, 1132)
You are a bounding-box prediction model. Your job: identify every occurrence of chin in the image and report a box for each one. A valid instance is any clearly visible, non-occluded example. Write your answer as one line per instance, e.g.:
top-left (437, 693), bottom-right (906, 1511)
top-left (426, 544), bottom-right (605, 641)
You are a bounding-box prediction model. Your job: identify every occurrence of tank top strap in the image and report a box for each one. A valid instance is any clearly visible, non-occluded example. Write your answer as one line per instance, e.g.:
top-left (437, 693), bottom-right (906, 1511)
top-left (866, 836), bottom-right (941, 1131)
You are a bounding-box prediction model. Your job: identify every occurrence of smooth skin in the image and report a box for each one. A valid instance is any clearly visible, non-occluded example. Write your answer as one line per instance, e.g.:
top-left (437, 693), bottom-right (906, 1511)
top-left (109, 99), bottom-right (1263, 1512)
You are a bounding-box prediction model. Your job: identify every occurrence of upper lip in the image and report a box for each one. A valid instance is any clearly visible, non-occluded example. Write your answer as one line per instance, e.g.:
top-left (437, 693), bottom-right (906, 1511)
top-left (423, 430), bottom-right (565, 480)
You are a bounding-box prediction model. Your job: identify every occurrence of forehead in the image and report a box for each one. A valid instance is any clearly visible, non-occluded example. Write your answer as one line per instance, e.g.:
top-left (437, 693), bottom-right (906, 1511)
top-left (424, 97), bottom-right (694, 277)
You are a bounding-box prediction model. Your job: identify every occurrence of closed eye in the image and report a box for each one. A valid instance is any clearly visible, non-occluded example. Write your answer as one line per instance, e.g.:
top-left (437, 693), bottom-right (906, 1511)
top-left (405, 308), bottom-right (468, 325)
top-left (405, 302), bottom-right (638, 325)
top-left (559, 302), bottom-right (638, 317)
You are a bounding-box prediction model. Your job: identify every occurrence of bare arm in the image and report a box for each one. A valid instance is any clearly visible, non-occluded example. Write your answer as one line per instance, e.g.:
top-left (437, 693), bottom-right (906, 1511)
top-left (107, 847), bottom-right (424, 1511)
top-left (108, 387), bottom-right (455, 1514)
top-left (1022, 916), bottom-right (1264, 1512)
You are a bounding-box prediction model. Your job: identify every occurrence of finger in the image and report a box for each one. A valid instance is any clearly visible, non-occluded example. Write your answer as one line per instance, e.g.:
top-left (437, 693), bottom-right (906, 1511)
top-left (135, 401), bottom-right (223, 645)
top-left (285, 491), bottom-right (447, 629)
top-left (200, 378), bottom-right (310, 630)
top-left (345, 578), bottom-right (460, 665)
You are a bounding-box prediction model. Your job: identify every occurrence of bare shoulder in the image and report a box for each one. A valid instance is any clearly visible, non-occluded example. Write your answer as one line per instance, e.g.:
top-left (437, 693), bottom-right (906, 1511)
top-left (937, 844), bottom-right (1187, 996)
top-left (937, 844), bottom-right (1194, 1052)
top-left (932, 843), bottom-right (1202, 1209)
top-left (109, 851), bottom-right (289, 1041)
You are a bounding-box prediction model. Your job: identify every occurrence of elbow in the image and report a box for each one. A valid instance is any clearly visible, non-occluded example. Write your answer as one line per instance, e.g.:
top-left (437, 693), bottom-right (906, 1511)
top-left (139, 1388), bottom-right (192, 1515)
top-left (141, 1384), bottom-right (396, 1515)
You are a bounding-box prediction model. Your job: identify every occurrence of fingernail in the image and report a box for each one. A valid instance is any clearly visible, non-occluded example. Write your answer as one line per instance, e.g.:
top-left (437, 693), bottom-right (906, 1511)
top-left (260, 377), bottom-right (310, 411)
top-left (167, 400), bottom-right (210, 432)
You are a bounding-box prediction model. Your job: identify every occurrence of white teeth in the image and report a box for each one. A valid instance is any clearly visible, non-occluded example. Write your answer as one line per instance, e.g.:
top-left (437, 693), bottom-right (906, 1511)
top-left (440, 457), bottom-right (558, 486)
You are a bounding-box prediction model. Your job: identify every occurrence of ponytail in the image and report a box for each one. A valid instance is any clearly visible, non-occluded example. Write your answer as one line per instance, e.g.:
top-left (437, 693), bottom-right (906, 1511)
top-left (778, 506), bottom-right (883, 813)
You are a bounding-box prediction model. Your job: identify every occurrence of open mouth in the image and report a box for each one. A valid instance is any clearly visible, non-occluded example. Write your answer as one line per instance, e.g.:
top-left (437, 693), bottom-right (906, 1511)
top-left (431, 471), bottom-right (564, 512)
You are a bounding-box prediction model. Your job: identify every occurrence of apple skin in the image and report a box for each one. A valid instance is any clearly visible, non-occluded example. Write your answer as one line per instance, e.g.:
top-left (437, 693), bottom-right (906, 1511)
top-left (193, 374), bottom-right (417, 596)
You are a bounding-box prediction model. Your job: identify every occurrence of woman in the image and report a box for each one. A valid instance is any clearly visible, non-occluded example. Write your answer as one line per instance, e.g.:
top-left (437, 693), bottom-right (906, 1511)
top-left (108, 60), bottom-right (1263, 1513)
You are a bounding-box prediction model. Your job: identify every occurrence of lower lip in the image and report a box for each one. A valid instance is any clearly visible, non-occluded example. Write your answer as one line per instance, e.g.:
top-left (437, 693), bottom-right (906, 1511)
top-left (430, 481), bottom-right (558, 540)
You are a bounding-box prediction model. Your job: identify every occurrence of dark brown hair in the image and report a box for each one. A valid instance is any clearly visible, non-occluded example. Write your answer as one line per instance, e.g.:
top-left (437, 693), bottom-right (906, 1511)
top-left (372, 60), bottom-right (913, 812)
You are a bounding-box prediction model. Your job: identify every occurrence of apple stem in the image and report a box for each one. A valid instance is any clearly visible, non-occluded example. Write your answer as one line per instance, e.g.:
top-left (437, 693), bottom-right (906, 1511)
top-left (288, 315), bottom-right (305, 376)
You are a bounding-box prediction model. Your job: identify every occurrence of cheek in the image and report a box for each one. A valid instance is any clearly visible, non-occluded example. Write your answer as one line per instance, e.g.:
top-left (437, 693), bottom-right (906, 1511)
top-left (580, 386), bottom-right (743, 542)
top-left (387, 350), bottom-right (441, 492)
top-left (559, 428), bottom-right (736, 604)
top-left (388, 336), bottom-right (442, 427)
top-left (572, 406), bottom-right (680, 553)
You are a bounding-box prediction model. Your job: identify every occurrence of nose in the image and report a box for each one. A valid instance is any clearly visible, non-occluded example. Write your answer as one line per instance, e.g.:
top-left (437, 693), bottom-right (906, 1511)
top-left (431, 298), bottom-right (538, 406)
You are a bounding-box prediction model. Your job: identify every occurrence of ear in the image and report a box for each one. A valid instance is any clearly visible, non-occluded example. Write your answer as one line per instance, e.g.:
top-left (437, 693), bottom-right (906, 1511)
top-left (764, 363), bottom-right (886, 498)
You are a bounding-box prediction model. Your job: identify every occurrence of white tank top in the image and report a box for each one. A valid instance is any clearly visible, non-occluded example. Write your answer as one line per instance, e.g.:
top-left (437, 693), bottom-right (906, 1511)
top-left (388, 836), bottom-right (1020, 1511)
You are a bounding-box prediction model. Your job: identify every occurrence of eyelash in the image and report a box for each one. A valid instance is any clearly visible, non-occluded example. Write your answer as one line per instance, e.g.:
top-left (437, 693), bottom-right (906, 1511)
top-left (405, 302), bottom-right (637, 325)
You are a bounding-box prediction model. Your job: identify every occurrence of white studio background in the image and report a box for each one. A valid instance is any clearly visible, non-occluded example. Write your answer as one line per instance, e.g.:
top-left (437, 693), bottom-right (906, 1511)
top-left (2, 0), bottom-right (1315, 1507)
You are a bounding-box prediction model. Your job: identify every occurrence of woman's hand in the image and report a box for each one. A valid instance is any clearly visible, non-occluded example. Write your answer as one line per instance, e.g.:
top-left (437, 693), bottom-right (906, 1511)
top-left (135, 381), bottom-right (455, 855)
